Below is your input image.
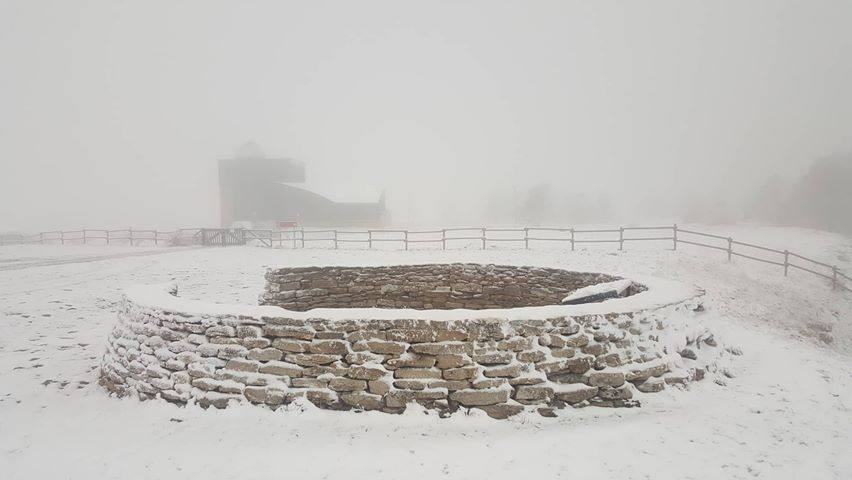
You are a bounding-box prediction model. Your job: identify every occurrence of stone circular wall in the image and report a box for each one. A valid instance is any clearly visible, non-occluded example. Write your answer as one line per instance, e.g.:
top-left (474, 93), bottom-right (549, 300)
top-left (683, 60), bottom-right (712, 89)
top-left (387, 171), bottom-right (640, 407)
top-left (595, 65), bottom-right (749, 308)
top-left (99, 271), bottom-right (728, 419)
top-left (260, 263), bottom-right (641, 311)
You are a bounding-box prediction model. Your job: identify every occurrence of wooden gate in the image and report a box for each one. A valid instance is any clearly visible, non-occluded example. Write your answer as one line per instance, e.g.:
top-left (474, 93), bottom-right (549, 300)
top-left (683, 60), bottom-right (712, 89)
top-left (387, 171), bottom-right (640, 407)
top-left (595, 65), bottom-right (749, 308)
top-left (201, 228), bottom-right (246, 246)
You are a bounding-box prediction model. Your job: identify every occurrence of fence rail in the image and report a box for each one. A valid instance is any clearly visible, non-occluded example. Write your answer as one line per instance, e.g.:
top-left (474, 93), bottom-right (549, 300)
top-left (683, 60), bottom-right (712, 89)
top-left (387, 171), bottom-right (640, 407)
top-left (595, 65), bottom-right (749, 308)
top-left (0, 228), bottom-right (207, 247)
top-left (1, 224), bottom-right (849, 292)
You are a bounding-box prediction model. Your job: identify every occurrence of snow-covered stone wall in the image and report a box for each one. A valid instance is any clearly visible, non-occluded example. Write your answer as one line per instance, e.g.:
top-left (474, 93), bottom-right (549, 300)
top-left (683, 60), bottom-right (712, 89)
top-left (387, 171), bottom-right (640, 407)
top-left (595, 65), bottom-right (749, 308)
top-left (260, 264), bottom-right (630, 311)
top-left (100, 276), bottom-right (726, 419)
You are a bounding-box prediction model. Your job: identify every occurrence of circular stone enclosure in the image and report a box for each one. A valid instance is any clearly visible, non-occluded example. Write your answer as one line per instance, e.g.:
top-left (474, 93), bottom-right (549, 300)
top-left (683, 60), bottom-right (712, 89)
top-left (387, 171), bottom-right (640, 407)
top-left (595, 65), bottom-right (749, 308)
top-left (100, 263), bottom-right (728, 419)
top-left (259, 263), bottom-right (644, 311)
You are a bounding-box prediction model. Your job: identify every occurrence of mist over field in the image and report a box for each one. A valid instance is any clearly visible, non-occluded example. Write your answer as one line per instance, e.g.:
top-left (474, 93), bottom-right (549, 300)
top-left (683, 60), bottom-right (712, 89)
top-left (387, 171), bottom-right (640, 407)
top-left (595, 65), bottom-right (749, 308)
top-left (2, 4), bottom-right (852, 480)
top-left (0, 0), bottom-right (850, 232)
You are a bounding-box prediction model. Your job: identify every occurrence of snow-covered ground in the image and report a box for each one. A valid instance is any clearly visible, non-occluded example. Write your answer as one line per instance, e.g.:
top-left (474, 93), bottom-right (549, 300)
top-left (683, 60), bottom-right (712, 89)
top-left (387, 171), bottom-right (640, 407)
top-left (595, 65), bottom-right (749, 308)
top-left (0, 225), bottom-right (850, 479)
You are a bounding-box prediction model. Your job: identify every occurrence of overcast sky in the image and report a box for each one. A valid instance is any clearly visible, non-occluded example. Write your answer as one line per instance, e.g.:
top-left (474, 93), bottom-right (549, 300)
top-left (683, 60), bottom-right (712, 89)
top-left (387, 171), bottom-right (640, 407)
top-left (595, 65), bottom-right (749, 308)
top-left (1, 0), bottom-right (851, 230)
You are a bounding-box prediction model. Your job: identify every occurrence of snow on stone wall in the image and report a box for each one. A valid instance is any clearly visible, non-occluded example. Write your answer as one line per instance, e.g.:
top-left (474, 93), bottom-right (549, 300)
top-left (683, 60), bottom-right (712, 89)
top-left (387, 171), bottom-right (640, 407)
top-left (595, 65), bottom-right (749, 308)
top-left (259, 264), bottom-right (633, 311)
top-left (99, 274), bottom-right (728, 419)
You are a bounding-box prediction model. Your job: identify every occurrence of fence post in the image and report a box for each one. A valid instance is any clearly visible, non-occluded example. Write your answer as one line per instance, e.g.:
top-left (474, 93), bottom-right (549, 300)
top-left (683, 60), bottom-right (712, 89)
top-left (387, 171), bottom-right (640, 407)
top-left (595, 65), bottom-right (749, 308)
top-left (784, 250), bottom-right (789, 276)
top-left (673, 224), bottom-right (678, 251)
top-left (154, 230), bottom-right (158, 246)
top-left (300, 228), bottom-right (305, 249)
top-left (481, 228), bottom-right (486, 250)
top-left (619, 227), bottom-right (624, 251)
top-left (404, 230), bottom-right (409, 251)
top-left (333, 230), bottom-right (338, 250)
top-left (727, 237), bottom-right (733, 261)
top-left (129, 227), bottom-right (133, 246)
top-left (40, 232), bottom-right (44, 245)
top-left (442, 229), bottom-right (446, 250)
top-left (368, 230), bottom-right (373, 250)
top-left (82, 229), bottom-right (87, 245)
top-left (60, 231), bottom-right (64, 245)
top-left (106, 230), bottom-right (110, 245)
top-left (524, 227), bottom-right (529, 250)
top-left (570, 228), bottom-right (575, 251)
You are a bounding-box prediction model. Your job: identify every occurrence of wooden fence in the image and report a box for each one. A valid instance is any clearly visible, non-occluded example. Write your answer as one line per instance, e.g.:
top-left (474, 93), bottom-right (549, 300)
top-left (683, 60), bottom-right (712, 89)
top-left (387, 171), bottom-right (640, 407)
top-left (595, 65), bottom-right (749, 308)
top-left (1, 225), bottom-right (849, 292)
top-left (0, 228), bottom-right (206, 247)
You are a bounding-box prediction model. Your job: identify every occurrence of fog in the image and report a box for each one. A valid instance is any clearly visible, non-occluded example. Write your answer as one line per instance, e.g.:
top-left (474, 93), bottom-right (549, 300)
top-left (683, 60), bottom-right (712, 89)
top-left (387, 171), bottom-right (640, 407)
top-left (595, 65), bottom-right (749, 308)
top-left (1, 1), bottom-right (851, 232)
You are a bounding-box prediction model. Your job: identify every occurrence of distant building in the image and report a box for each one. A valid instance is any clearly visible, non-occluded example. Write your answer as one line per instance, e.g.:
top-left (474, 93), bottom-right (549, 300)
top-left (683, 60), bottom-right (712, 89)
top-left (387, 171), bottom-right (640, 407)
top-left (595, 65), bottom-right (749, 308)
top-left (218, 147), bottom-right (385, 227)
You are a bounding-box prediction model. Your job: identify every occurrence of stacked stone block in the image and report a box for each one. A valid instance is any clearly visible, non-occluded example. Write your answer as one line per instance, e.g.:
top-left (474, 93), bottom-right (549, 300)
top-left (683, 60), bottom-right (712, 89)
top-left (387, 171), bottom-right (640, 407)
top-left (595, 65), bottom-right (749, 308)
top-left (259, 264), bottom-right (634, 311)
top-left (100, 282), bottom-right (717, 419)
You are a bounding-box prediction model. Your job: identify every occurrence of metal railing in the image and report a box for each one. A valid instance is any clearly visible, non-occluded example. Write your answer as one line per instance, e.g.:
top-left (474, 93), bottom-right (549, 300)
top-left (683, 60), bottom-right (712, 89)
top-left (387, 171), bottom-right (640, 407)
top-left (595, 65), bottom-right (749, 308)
top-left (1, 224), bottom-right (849, 292)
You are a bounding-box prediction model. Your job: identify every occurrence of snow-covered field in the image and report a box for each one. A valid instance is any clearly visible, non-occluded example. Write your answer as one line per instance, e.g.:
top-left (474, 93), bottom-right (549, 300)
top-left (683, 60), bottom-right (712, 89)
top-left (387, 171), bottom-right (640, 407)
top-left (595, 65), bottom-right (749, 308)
top-left (1, 225), bottom-right (850, 479)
